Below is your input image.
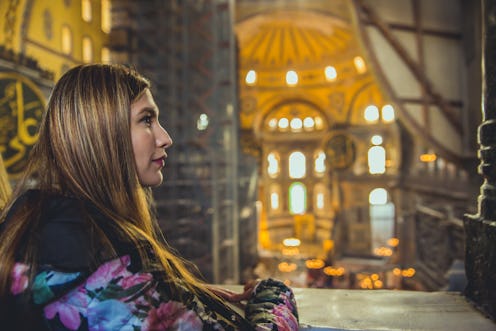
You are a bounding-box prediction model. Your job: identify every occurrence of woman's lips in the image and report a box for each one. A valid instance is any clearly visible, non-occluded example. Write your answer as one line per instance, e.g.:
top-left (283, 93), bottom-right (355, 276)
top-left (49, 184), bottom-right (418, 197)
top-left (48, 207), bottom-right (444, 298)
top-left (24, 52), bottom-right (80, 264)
top-left (153, 157), bottom-right (165, 167)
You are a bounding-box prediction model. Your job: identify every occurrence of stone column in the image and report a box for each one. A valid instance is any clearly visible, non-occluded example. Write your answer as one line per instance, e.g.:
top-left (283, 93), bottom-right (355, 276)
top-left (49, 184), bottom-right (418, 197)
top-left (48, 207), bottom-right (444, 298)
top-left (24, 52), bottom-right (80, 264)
top-left (464, 0), bottom-right (496, 320)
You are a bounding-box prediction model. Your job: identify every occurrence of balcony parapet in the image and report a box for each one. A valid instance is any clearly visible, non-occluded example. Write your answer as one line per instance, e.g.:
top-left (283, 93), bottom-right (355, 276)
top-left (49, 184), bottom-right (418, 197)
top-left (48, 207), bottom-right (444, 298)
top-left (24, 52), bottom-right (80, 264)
top-left (226, 286), bottom-right (495, 330)
top-left (294, 288), bottom-right (495, 330)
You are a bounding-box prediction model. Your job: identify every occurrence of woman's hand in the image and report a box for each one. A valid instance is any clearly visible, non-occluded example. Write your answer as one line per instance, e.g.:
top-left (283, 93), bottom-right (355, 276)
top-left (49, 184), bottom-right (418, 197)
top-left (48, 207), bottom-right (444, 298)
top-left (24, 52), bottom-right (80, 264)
top-left (208, 279), bottom-right (260, 303)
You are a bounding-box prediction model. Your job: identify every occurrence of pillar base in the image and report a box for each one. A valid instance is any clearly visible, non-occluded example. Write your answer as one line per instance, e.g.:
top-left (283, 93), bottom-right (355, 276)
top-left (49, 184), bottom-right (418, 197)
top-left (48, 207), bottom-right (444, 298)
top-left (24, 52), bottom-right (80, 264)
top-left (464, 214), bottom-right (496, 321)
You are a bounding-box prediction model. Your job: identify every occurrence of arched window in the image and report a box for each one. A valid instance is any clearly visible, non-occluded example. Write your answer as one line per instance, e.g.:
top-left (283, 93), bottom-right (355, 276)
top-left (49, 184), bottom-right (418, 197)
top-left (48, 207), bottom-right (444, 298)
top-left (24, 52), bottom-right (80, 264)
top-left (278, 117), bottom-right (289, 130)
top-left (101, 47), bottom-right (110, 63)
top-left (369, 188), bottom-right (395, 253)
top-left (314, 183), bottom-right (327, 212)
top-left (290, 118), bottom-right (303, 132)
top-left (286, 70), bottom-right (298, 86)
top-left (267, 152), bottom-right (280, 178)
top-left (289, 182), bottom-right (306, 214)
top-left (269, 184), bottom-right (281, 212)
top-left (364, 105), bottom-right (379, 123)
top-left (61, 25), bottom-right (72, 55)
top-left (381, 105), bottom-right (395, 122)
top-left (101, 0), bottom-right (111, 33)
top-left (314, 150), bottom-right (326, 176)
top-left (82, 36), bottom-right (93, 63)
top-left (354, 56), bottom-right (367, 74)
top-left (368, 145), bottom-right (386, 174)
top-left (289, 151), bottom-right (306, 179)
top-left (270, 192), bottom-right (279, 210)
top-left (82, 0), bottom-right (92, 22)
top-left (197, 113), bottom-right (209, 131)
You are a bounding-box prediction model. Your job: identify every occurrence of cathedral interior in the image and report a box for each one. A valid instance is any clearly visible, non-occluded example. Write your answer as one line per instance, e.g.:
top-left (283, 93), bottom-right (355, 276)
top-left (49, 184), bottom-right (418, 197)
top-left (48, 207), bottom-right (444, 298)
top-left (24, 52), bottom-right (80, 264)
top-left (1, 0), bottom-right (495, 317)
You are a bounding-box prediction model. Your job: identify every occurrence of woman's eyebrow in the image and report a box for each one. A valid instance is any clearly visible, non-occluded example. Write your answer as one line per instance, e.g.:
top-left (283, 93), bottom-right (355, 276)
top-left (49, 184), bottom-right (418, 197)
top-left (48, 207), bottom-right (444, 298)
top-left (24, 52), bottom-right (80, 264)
top-left (137, 106), bottom-right (158, 116)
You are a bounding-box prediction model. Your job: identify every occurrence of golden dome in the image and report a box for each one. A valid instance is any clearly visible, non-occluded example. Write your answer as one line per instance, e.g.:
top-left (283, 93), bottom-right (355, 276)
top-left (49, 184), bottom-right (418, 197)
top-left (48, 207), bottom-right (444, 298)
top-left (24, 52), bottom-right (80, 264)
top-left (236, 10), bottom-right (358, 89)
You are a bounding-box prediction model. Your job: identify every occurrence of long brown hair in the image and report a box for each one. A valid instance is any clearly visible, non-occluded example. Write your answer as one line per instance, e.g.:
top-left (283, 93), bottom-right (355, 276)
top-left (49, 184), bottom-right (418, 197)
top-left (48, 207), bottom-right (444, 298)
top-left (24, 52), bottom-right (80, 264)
top-left (0, 154), bottom-right (11, 210)
top-left (0, 64), bottom-right (216, 307)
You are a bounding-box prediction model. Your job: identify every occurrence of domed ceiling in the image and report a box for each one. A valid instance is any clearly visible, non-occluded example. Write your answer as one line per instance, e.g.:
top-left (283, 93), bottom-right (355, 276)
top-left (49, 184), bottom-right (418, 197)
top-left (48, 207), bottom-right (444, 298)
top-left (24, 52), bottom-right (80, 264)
top-left (236, 10), bottom-right (354, 71)
top-left (235, 7), bottom-right (382, 133)
top-left (235, 8), bottom-right (370, 93)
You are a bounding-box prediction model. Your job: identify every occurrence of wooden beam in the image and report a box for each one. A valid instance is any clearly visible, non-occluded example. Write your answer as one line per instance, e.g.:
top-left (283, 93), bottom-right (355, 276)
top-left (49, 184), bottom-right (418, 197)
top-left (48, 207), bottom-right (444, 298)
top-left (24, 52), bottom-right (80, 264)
top-left (355, 0), bottom-right (463, 133)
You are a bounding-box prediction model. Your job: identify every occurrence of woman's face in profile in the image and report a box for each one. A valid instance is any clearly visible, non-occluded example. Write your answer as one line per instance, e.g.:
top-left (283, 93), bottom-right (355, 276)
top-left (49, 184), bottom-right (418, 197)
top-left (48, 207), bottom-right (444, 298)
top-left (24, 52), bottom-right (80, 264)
top-left (130, 89), bottom-right (173, 187)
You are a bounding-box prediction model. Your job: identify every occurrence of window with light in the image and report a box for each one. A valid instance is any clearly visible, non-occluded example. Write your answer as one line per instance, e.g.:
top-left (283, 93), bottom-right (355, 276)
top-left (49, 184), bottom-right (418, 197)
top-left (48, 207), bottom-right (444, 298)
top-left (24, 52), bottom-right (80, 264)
top-left (368, 145), bottom-right (386, 174)
top-left (101, 47), bottom-right (110, 63)
top-left (278, 117), bottom-right (289, 130)
top-left (289, 182), bottom-right (306, 214)
top-left (369, 188), bottom-right (395, 253)
top-left (286, 70), bottom-right (298, 86)
top-left (354, 56), bottom-right (367, 74)
top-left (61, 25), bottom-right (72, 55)
top-left (381, 105), bottom-right (395, 122)
top-left (325, 66), bottom-right (337, 82)
top-left (289, 151), bottom-right (306, 179)
top-left (270, 184), bottom-right (281, 212)
top-left (364, 105), bottom-right (379, 123)
top-left (314, 151), bottom-right (326, 176)
top-left (101, 0), bottom-right (111, 33)
top-left (267, 152), bottom-right (280, 178)
top-left (270, 192), bottom-right (279, 210)
top-left (290, 118), bottom-right (303, 132)
top-left (82, 0), bottom-right (92, 22)
top-left (82, 37), bottom-right (93, 63)
top-left (245, 70), bottom-right (257, 85)
top-left (314, 183), bottom-right (327, 211)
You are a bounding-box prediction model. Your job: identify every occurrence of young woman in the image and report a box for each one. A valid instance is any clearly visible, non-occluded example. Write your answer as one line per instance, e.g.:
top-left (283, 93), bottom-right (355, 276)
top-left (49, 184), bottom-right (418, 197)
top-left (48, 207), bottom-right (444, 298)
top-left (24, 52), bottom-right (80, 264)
top-left (0, 64), bottom-right (298, 330)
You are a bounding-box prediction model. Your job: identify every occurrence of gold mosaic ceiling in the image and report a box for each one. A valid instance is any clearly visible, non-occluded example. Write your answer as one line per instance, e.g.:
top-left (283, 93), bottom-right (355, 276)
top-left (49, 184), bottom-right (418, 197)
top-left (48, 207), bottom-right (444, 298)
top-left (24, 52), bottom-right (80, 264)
top-left (236, 10), bottom-right (355, 72)
top-left (235, 5), bottom-right (386, 132)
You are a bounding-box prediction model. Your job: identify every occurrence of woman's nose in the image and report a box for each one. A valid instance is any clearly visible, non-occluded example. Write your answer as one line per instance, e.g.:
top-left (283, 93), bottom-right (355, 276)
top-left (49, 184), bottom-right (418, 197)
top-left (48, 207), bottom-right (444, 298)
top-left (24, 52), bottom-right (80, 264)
top-left (157, 126), bottom-right (173, 149)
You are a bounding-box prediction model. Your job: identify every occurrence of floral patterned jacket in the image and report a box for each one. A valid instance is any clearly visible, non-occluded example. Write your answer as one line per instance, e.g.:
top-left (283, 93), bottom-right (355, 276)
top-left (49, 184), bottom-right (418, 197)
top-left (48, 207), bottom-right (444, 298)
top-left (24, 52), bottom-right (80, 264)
top-left (4, 194), bottom-right (299, 331)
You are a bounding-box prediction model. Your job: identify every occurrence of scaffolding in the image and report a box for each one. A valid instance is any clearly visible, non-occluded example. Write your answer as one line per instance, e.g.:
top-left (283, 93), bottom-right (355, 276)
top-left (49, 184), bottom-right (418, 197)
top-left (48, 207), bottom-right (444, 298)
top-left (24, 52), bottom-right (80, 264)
top-left (110, 0), bottom-right (257, 284)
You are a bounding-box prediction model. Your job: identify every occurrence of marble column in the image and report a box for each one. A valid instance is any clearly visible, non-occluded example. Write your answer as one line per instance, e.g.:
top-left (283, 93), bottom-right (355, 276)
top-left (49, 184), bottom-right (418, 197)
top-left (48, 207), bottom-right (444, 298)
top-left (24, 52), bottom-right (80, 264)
top-left (464, 0), bottom-right (496, 321)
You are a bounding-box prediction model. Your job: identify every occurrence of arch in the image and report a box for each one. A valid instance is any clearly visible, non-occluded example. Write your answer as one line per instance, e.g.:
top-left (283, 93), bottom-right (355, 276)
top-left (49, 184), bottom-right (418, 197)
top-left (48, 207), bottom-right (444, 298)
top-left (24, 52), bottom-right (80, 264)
top-left (256, 98), bottom-right (330, 138)
top-left (346, 81), bottom-right (387, 125)
top-left (351, 0), bottom-right (466, 161)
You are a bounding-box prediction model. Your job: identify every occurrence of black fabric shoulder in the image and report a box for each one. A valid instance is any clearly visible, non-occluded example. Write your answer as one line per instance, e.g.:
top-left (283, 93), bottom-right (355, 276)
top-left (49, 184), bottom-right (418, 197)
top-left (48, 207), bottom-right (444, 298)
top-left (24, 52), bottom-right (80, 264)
top-left (37, 195), bottom-right (97, 271)
top-left (37, 194), bottom-right (142, 272)
top-left (0, 189), bottom-right (40, 233)
top-left (4, 190), bottom-right (144, 272)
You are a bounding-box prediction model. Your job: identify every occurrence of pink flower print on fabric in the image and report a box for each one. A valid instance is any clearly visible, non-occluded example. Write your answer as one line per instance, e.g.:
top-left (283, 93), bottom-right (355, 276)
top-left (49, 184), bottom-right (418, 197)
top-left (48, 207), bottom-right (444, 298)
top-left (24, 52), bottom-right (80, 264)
top-left (11, 262), bottom-right (30, 295)
top-left (141, 301), bottom-right (203, 331)
top-left (118, 271), bottom-right (153, 290)
top-left (271, 304), bottom-right (299, 331)
top-left (44, 287), bottom-right (89, 331)
top-left (282, 293), bottom-right (296, 311)
top-left (86, 255), bottom-right (132, 291)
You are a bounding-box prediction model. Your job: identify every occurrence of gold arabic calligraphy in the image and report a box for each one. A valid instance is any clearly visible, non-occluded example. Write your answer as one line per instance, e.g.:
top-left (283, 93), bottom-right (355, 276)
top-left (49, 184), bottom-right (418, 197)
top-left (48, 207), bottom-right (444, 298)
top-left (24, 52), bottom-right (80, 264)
top-left (0, 73), bottom-right (44, 177)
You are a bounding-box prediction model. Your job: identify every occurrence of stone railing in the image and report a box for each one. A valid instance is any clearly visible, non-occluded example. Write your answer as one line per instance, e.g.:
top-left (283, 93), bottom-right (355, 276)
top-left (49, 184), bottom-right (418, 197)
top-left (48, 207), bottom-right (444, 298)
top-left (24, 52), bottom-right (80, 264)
top-left (225, 285), bottom-right (495, 330)
top-left (414, 204), bottom-right (465, 290)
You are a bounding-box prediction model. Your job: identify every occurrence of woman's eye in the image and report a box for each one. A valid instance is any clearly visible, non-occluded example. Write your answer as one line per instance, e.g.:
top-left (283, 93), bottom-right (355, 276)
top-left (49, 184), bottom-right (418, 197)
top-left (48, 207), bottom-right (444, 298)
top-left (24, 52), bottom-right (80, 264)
top-left (142, 115), bottom-right (153, 126)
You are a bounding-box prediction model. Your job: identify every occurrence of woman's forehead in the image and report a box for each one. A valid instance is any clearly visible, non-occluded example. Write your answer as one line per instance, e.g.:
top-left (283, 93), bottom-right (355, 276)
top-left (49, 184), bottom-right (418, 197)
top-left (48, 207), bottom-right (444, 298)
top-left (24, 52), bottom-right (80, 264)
top-left (131, 89), bottom-right (158, 115)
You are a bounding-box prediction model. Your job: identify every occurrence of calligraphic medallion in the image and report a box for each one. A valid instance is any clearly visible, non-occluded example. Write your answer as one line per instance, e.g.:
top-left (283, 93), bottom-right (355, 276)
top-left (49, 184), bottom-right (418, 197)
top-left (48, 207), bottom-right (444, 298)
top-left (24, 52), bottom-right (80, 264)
top-left (326, 134), bottom-right (356, 170)
top-left (0, 73), bottom-right (45, 177)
